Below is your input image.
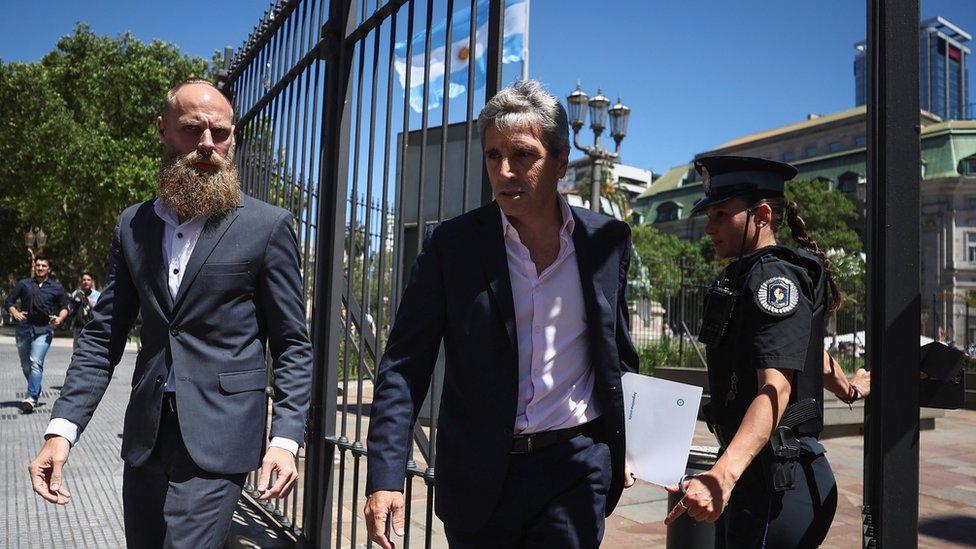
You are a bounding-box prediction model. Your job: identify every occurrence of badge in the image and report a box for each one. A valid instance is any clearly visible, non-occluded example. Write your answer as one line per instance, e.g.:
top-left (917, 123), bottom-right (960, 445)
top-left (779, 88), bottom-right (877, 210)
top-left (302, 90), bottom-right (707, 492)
top-left (755, 276), bottom-right (799, 316)
top-left (700, 165), bottom-right (711, 193)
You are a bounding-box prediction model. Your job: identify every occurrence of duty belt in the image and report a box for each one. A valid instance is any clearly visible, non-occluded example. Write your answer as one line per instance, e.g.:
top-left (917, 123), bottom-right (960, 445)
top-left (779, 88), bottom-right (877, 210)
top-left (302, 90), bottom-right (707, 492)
top-left (707, 398), bottom-right (822, 449)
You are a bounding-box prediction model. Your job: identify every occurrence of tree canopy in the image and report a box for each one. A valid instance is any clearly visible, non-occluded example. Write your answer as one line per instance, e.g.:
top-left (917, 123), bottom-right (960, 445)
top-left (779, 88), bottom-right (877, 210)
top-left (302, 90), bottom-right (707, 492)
top-left (783, 178), bottom-right (862, 255)
top-left (629, 178), bottom-right (864, 305)
top-left (628, 224), bottom-right (714, 302)
top-left (0, 24), bottom-right (216, 286)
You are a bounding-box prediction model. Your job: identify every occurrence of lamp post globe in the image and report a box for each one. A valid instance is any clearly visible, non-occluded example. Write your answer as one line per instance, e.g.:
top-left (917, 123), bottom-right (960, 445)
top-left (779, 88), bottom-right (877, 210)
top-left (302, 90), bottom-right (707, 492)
top-left (587, 89), bottom-right (610, 135)
top-left (567, 82), bottom-right (589, 132)
top-left (609, 97), bottom-right (630, 147)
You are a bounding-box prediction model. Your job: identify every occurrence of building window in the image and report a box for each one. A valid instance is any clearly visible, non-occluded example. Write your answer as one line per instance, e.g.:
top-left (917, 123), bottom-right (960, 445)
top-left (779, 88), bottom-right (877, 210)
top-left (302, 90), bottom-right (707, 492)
top-left (804, 145), bottom-right (819, 158)
top-left (962, 155), bottom-right (976, 176)
top-left (854, 135), bottom-right (867, 148)
top-left (782, 151), bottom-right (796, 162)
top-left (967, 232), bottom-right (976, 263)
top-left (828, 141), bottom-right (843, 153)
top-left (655, 202), bottom-right (680, 223)
top-left (838, 171), bottom-right (862, 194)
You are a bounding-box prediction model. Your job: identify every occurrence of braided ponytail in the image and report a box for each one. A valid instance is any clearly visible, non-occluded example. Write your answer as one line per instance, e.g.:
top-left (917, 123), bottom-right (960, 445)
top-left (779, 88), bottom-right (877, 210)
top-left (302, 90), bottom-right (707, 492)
top-left (765, 197), bottom-right (844, 313)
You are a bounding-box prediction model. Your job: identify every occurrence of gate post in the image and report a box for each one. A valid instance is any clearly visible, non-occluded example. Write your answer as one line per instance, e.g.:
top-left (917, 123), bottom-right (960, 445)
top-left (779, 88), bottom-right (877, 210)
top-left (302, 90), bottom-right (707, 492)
top-left (304, 0), bottom-right (357, 546)
top-left (863, 1), bottom-right (921, 546)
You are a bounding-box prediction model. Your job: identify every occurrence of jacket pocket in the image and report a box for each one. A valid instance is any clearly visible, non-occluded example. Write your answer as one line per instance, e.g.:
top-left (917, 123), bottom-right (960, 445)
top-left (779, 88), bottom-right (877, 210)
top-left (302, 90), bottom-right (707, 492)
top-left (202, 261), bottom-right (250, 276)
top-left (218, 368), bottom-right (268, 393)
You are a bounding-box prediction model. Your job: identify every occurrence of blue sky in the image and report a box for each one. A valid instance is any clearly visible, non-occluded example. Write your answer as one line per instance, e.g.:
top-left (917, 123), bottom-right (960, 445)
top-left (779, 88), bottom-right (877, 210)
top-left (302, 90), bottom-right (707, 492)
top-left (2, 0), bottom-right (974, 174)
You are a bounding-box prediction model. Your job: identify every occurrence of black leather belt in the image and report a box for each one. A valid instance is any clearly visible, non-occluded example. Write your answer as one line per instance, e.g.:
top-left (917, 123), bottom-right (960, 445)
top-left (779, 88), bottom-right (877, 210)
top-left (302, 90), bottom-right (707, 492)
top-left (510, 421), bottom-right (597, 454)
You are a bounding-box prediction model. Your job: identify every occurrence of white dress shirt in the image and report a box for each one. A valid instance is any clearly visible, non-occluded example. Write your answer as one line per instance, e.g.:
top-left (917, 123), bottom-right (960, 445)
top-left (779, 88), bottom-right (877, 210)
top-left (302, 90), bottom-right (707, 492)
top-left (501, 195), bottom-right (601, 434)
top-left (46, 200), bottom-right (299, 456)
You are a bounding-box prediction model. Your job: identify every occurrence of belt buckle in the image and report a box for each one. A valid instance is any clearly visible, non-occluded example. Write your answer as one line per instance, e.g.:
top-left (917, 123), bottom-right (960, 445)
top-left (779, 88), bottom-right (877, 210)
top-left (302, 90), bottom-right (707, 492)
top-left (164, 394), bottom-right (176, 413)
top-left (510, 434), bottom-right (533, 455)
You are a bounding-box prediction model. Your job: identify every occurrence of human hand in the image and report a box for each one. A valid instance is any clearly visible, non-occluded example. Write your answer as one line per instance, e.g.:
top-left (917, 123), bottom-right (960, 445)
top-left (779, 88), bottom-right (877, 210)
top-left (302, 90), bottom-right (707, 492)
top-left (624, 461), bottom-right (636, 488)
top-left (50, 315), bottom-right (61, 327)
top-left (11, 309), bottom-right (26, 322)
top-left (664, 468), bottom-right (734, 524)
top-left (255, 447), bottom-right (299, 501)
top-left (364, 490), bottom-right (405, 549)
top-left (851, 368), bottom-right (870, 398)
top-left (28, 436), bottom-right (72, 505)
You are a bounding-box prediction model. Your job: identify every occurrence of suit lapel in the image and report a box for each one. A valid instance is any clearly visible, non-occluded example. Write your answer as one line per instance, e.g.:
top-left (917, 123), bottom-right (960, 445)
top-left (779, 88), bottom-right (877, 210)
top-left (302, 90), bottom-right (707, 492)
top-left (476, 202), bottom-right (518, 354)
top-left (571, 209), bottom-right (608, 353)
top-left (171, 208), bottom-right (241, 313)
top-left (137, 206), bottom-right (173, 318)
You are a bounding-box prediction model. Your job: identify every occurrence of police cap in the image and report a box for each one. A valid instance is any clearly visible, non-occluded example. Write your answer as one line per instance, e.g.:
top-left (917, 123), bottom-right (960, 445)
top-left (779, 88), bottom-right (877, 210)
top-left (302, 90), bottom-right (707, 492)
top-left (691, 155), bottom-right (798, 215)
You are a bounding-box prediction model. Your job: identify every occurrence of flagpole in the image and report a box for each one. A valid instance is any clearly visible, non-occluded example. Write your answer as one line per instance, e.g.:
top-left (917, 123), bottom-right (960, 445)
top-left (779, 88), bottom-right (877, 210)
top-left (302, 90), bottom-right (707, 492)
top-left (522, 0), bottom-right (530, 80)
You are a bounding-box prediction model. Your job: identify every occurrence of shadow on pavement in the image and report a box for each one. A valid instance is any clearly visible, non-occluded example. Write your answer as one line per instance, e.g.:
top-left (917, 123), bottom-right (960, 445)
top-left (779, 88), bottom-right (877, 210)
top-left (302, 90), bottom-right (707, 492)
top-left (918, 515), bottom-right (976, 545)
top-left (226, 496), bottom-right (300, 549)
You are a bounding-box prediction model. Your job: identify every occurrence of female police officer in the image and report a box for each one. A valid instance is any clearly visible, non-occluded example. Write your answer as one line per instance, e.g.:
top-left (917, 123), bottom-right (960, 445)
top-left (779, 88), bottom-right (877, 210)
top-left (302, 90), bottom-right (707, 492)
top-left (665, 156), bottom-right (839, 548)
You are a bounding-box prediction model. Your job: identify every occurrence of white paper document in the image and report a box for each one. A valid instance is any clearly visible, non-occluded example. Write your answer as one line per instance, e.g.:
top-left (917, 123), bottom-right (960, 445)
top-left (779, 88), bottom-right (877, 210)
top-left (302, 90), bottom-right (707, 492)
top-left (621, 372), bottom-right (703, 487)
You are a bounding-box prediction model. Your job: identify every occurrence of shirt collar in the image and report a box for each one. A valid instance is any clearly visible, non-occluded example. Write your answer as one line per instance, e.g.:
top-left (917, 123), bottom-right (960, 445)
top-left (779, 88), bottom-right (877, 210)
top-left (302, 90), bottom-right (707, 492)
top-left (499, 193), bottom-right (576, 239)
top-left (153, 199), bottom-right (205, 229)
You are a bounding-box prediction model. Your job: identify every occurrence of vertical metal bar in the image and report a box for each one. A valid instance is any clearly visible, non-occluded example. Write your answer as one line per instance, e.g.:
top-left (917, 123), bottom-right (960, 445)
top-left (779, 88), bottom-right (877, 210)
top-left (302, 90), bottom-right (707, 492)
top-left (461, 0), bottom-right (478, 212)
top-left (393, 0), bottom-right (417, 316)
top-left (391, 0), bottom-right (423, 549)
top-left (428, 0), bottom-right (454, 478)
top-left (415, 0), bottom-right (435, 259)
top-left (863, 1), bottom-right (921, 547)
top-left (375, 8), bottom-right (397, 362)
top-left (481, 0), bottom-right (504, 205)
top-left (306, 0), bottom-right (357, 545)
top-left (341, 29), bottom-right (369, 549)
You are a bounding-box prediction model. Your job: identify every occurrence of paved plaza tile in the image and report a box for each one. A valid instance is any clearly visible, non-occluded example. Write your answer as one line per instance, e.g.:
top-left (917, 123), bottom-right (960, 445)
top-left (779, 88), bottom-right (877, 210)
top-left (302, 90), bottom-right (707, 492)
top-left (3, 334), bottom-right (975, 547)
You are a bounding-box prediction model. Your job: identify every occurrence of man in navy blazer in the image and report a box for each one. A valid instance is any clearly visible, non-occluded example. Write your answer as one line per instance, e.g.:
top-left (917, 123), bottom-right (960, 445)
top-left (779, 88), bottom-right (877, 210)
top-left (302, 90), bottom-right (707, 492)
top-left (27, 80), bottom-right (313, 548)
top-left (365, 81), bottom-right (639, 548)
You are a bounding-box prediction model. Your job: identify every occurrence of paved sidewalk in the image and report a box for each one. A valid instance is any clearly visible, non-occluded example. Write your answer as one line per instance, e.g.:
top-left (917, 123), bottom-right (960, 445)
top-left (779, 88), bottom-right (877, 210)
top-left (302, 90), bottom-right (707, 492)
top-left (3, 335), bottom-right (976, 548)
top-left (0, 335), bottom-right (131, 548)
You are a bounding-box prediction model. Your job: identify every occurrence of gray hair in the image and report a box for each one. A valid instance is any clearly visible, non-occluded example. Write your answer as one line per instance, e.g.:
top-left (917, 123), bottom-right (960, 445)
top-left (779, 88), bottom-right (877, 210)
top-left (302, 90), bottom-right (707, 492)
top-left (477, 80), bottom-right (569, 155)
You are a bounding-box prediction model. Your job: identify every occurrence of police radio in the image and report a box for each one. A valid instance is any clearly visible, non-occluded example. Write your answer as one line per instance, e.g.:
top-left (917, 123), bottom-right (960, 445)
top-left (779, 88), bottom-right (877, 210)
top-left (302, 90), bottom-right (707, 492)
top-left (698, 284), bottom-right (737, 346)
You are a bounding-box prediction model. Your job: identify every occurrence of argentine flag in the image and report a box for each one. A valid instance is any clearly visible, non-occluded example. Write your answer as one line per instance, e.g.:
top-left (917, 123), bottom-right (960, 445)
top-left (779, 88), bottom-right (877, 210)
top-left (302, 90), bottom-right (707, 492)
top-left (394, 0), bottom-right (527, 113)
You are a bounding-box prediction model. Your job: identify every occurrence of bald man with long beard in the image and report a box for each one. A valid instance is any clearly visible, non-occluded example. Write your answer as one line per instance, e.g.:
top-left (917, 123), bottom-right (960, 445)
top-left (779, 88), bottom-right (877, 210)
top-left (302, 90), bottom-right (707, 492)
top-left (28, 80), bottom-right (313, 548)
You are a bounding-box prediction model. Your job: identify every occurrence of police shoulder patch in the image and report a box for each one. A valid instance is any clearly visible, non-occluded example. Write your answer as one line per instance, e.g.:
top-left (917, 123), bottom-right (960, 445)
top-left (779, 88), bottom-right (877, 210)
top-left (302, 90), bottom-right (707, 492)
top-left (755, 276), bottom-right (799, 316)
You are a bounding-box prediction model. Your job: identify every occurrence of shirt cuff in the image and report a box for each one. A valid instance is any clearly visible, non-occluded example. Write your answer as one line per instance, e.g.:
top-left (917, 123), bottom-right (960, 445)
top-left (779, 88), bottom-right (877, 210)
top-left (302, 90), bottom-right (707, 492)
top-left (269, 437), bottom-right (300, 456)
top-left (45, 418), bottom-right (80, 446)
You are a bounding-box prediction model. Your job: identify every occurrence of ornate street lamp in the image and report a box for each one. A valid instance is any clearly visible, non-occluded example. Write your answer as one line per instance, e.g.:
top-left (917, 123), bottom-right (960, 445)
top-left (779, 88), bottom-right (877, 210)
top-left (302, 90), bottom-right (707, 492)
top-left (24, 225), bottom-right (47, 275)
top-left (567, 83), bottom-right (631, 214)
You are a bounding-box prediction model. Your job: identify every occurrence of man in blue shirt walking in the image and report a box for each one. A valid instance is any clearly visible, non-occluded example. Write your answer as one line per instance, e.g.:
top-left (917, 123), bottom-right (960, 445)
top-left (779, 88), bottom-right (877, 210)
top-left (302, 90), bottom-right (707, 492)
top-left (4, 255), bottom-right (69, 413)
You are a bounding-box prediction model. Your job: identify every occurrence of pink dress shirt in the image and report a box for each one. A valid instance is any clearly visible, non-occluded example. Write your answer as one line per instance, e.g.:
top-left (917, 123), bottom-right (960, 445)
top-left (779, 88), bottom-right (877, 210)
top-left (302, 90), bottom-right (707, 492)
top-left (500, 195), bottom-right (601, 435)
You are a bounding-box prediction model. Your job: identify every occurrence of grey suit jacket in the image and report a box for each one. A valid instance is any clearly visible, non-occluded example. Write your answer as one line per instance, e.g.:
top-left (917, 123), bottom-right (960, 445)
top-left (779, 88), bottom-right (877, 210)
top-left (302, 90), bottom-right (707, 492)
top-left (51, 194), bottom-right (313, 474)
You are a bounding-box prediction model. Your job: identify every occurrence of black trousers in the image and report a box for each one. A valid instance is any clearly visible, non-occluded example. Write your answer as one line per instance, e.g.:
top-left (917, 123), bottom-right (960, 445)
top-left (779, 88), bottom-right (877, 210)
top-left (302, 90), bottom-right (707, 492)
top-left (717, 453), bottom-right (838, 549)
top-left (122, 399), bottom-right (246, 549)
top-left (444, 433), bottom-right (611, 549)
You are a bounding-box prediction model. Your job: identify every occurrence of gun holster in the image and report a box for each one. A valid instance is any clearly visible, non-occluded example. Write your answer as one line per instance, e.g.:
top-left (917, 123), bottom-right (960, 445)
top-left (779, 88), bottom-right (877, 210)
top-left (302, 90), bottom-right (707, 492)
top-left (760, 425), bottom-right (802, 492)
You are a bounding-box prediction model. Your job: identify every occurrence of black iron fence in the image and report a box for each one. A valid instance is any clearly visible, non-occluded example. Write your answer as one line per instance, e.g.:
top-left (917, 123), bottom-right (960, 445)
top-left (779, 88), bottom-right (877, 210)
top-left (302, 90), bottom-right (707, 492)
top-left (629, 258), bottom-right (869, 373)
top-left (220, 0), bottom-right (506, 546)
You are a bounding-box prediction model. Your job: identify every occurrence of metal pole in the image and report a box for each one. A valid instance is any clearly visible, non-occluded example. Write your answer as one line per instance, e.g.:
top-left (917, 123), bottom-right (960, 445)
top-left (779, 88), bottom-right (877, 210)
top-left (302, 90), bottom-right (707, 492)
top-left (305, 0), bottom-right (356, 546)
top-left (481, 0), bottom-right (505, 206)
top-left (862, 0), bottom-right (920, 547)
top-left (590, 156), bottom-right (601, 213)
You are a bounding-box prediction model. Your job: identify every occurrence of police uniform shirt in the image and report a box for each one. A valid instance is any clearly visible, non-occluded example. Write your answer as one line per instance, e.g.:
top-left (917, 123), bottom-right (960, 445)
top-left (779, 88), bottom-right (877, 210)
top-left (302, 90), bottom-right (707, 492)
top-left (706, 247), bottom-right (826, 458)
